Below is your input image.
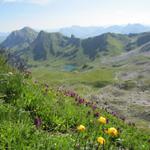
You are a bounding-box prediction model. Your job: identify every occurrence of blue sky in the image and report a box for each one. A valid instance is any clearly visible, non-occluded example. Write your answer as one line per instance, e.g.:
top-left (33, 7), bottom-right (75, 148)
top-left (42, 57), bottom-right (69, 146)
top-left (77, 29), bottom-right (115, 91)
top-left (0, 0), bottom-right (150, 32)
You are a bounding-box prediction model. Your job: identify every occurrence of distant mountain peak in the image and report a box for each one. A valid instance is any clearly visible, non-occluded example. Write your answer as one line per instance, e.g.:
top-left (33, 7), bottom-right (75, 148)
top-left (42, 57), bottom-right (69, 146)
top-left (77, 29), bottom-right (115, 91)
top-left (21, 26), bottom-right (36, 32)
top-left (60, 24), bottom-right (150, 38)
top-left (0, 27), bottom-right (38, 49)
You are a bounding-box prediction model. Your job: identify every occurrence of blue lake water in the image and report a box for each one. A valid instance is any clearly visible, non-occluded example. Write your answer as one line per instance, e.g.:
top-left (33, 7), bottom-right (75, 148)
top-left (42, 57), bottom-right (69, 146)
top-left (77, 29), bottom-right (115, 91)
top-left (64, 64), bottom-right (77, 72)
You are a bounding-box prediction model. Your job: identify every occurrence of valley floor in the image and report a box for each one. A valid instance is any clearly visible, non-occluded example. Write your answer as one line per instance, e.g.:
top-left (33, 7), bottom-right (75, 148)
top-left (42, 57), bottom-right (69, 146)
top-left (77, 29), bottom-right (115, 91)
top-left (31, 53), bottom-right (150, 132)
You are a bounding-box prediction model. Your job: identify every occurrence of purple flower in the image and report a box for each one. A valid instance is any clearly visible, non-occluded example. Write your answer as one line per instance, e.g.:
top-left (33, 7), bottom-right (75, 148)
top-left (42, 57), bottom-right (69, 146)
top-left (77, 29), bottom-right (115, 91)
top-left (94, 112), bottom-right (99, 118)
top-left (92, 105), bottom-right (97, 110)
top-left (79, 98), bottom-right (84, 104)
top-left (111, 111), bottom-right (117, 116)
top-left (70, 93), bottom-right (75, 97)
top-left (106, 118), bottom-right (109, 124)
top-left (34, 117), bottom-right (42, 128)
top-left (69, 91), bottom-right (77, 97)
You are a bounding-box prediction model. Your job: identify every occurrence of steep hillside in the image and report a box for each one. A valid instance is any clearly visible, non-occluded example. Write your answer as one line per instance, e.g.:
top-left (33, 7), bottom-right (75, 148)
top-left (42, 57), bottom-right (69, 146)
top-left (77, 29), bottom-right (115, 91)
top-left (28, 31), bottom-right (81, 61)
top-left (82, 33), bottom-right (130, 58)
top-left (125, 32), bottom-right (150, 51)
top-left (0, 28), bottom-right (130, 63)
top-left (0, 55), bottom-right (149, 149)
top-left (25, 32), bottom-right (133, 63)
top-left (0, 27), bottom-right (38, 51)
top-left (1, 27), bottom-right (150, 67)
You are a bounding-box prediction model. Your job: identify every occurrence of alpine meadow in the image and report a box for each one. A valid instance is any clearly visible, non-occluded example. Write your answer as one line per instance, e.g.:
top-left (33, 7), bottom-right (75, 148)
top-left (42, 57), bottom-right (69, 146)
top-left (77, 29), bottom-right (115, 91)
top-left (0, 0), bottom-right (150, 149)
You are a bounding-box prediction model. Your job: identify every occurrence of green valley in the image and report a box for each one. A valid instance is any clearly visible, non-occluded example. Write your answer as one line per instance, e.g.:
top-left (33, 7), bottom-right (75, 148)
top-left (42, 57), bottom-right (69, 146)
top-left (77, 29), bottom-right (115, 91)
top-left (0, 51), bottom-right (150, 149)
top-left (0, 27), bottom-right (150, 149)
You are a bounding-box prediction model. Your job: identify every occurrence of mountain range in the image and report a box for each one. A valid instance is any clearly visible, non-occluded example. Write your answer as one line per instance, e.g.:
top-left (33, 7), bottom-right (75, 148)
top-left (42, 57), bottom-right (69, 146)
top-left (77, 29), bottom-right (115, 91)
top-left (1, 24), bottom-right (150, 40)
top-left (0, 26), bottom-right (150, 65)
top-left (59, 24), bottom-right (150, 38)
top-left (1, 27), bottom-right (38, 50)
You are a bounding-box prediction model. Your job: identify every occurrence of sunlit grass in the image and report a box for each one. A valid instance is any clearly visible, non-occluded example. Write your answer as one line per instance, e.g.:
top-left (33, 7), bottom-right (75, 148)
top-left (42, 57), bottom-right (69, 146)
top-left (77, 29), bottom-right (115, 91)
top-left (0, 56), bottom-right (150, 149)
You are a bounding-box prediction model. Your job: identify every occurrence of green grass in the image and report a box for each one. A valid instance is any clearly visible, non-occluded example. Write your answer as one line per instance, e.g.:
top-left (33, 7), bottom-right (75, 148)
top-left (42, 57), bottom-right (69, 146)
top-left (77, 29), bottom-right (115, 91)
top-left (0, 55), bottom-right (150, 149)
top-left (31, 66), bottom-right (115, 95)
top-left (107, 35), bottom-right (124, 56)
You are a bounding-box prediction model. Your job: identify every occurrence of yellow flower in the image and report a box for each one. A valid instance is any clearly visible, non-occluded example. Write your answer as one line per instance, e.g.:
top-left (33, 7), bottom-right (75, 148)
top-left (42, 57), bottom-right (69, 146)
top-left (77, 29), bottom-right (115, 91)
top-left (107, 127), bottom-right (118, 137)
top-left (98, 116), bottom-right (107, 124)
top-left (77, 125), bottom-right (86, 132)
top-left (97, 137), bottom-right (106, 145)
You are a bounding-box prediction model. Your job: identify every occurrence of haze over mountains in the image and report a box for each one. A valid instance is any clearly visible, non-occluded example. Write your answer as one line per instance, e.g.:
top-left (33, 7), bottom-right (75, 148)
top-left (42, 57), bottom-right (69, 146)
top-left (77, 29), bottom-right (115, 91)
top-left (60, 24), bottom-right (150, 38)
top-left (0, 32), bottom-right (9, 43)
top-left (1, 24), bottom-right (150, 42)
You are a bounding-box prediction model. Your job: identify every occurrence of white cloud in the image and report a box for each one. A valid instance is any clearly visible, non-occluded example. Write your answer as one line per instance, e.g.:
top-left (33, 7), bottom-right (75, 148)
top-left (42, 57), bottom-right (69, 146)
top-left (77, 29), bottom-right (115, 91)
top-left (0, 0), bottom-right (53, 5)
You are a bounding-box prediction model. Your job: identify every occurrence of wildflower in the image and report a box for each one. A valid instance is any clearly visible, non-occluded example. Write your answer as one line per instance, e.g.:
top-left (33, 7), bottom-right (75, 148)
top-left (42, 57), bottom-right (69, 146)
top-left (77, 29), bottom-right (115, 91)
top-left (92, 105), bottom-right (97, 110)
top-left (94, 112), bottom-right (99, 118)
top-left (34, 117), bottom-right (42, 128)
top-left (97, 137), bottom-right (105, 145)
top-left (77, 125), bottom-right (86, 132)
top-left (70, 92), bottom-right (76, 97)
top-left (106, 118), bottom-right (109, 124)
top-left (111, 111), bottom-right (117, 116)
top-left (107, 127), bottom-right (118, 137)
top-left (98, 116), bottom-right (107, 124)
top-left (78, 98), bottom-right (84, 104)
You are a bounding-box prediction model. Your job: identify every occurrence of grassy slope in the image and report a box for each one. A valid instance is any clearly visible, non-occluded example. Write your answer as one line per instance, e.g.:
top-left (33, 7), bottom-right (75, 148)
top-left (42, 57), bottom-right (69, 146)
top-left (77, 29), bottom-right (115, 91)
top-left (31, 66), bottom-right (115, 96)
top-left (0, 55), bottom-right (150, 149)
top-left (106, 35), bottom-right (124, 56)
top-left (31, 54), bottom-right (150, 131)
